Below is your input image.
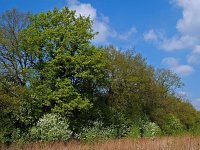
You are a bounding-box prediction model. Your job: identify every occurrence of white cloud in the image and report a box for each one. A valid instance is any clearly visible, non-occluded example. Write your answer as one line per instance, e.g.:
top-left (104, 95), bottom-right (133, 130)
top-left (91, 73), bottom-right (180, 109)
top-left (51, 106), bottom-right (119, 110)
top-left (162, 57), bottom-right (179, 66)
top-left (162, 57), bottom-right (194, 75)
top-left (67, 0), bottom-right (136, 43)
top-left (164, 0), bottom-right (200, 51)
top-left (145, 0), bottom-right (200, 52)
top-left (144, 30), bottom-right (198, 52)
top-left (67, 0), bottom-right (109, 43)
top-left (118, 26), bottom-right (137, 40)
top-left (144, 29), bottom-right (158, 42)
top-left (68, 0), bottom-right (96, 20)
top-left (92, 20), bottom-right (111, 43)
top-left (175, 0), bottom-right (200, 38)
top-left (160, 35), bottom-right (197, 51)
top-left (165, 0), bottom-right (200, 51)
top-left (187, 45), bottom-right (200, 64)
top-left (143, 0), bottom-right (200, 75)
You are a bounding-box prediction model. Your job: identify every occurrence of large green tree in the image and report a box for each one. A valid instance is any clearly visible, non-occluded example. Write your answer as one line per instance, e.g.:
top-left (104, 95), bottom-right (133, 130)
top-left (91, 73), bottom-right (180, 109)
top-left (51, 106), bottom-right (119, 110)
top-left (21, 7), bottom-right (108, 132)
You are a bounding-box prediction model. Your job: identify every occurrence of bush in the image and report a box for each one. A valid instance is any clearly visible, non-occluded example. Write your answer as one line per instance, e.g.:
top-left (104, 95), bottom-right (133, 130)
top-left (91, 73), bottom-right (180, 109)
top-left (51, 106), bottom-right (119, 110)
top-left (30, 113), bottom-right (72, 142)
top-left (108, 110), bottom-right (133, 138)
top-left (143, 122), bottom-right (162, 138)
top-left (162, 115), bottom-right (184, 135)
top-left (0, 132), bottom-right (7, 145)
top-left (11, 128), bottom-right (21, 143)
top-left (127, 125), bottom-right (141, 138)
top-left (189, 123), bottom-right (200, 136)
top-left (0, 121), bottom-right (15, 145)
top-left (76, 121), bottom-right (115, 142)
top-left (112, 123), bottom-right (132, 138)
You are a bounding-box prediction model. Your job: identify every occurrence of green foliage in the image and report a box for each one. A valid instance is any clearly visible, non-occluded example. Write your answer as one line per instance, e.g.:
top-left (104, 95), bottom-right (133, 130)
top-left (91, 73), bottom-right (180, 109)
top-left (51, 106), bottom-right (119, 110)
top-left (29, 113), bottom-right (72, 142)
top-left (151, 96), bottom-right (199, 131)
top-left (0, 77), bottom-right (22, 113)
top-left (189, 123), bottom-right (200, 136)
top-left (23, 8), bottom-right (108, 133)
top-left (172, 101), bottom-right (199, 129)
top-left (11, 128), bottom-right (21, 143)
top-left (162, 115), bottom-right (184, 135)
top-left (105, 46), bottom-right (153, 120)
top-left (127, 125), bottom-right (141, 138)
top-left (0, 78), bottom-right (26, 144)
top-left (155, 69), bottom-right (183, 95)
top-left (106, 109), bottom-right (133, 137)
top-left (0, 114), bottom-right (13, 144)
top-left (76, 121), bottom-right (115, 142)
top-left (10, 128), bottom-right (28, 145)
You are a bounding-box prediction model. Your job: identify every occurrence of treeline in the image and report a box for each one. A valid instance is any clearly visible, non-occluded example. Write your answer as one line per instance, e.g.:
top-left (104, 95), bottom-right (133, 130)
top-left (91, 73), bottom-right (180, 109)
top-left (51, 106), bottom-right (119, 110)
top-left (0, 8), bottom-right (200, 144)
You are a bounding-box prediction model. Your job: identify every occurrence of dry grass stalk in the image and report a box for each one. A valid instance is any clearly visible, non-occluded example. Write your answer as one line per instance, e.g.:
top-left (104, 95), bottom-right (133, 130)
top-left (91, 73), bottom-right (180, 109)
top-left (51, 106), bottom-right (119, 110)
top-left (1, 135), bottom-right (200, 150)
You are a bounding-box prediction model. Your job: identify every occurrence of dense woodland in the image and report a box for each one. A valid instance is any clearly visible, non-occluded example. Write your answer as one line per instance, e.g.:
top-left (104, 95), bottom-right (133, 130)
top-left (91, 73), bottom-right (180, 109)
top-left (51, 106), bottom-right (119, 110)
top-left (0, 8), bottom-right (200, 144)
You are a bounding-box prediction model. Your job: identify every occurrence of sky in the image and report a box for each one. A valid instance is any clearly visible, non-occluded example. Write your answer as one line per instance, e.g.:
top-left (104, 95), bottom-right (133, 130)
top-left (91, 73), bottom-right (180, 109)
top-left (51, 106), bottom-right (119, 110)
top-left (0, 0), bottom-right (200, 109)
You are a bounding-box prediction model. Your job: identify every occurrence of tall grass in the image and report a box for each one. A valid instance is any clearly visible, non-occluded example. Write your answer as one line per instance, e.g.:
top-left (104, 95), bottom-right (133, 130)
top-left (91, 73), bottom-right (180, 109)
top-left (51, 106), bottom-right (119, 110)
top-left (2, 135), bottom-right (200, 150)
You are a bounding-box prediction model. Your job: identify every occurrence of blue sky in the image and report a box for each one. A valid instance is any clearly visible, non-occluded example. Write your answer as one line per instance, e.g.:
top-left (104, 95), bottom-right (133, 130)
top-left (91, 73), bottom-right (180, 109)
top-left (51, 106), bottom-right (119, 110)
top-left (1, 0), bottom-right (200, 109)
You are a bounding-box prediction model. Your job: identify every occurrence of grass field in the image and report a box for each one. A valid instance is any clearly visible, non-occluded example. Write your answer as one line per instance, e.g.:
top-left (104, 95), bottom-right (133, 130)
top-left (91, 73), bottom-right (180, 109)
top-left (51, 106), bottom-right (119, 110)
top-left (2, 135), bottom-right (200, 150)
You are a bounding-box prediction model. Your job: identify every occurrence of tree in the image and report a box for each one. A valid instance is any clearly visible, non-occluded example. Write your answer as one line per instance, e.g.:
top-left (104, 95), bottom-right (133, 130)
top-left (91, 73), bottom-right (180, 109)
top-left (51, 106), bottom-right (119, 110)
top-left (0, 75), bottom-right (26, 144)
top-left (105, 46), bottom-right (156, 120)
top-left (21, 7), bottom-right (108, 132)
top-left (0, 9), bottom-right (31, 86)
top-left (0, 9), bottom-right (32, 142)
top-left (155, 69), bottom-right (183, 96)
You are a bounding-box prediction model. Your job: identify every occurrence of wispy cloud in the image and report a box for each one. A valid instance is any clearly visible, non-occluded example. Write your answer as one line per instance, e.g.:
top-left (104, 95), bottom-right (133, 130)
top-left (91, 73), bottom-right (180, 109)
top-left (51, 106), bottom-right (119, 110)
top-left (144, 30), bottom-right (197, 52)
top-left (187, 45), bottom-right (200, 65)
top-left (118, 26), bottom-right (137, 40)
top-left (144, 29), bottom-right (158, 42)
top-left (162, 0), bottom-right (200, 51)
top-left (144, 0), bottom-right (200, 75)
top-left (161, 35), bottom-right (197, 51)
top-left (162, 57), bottom-right (194, 75)
top-left (144, 0), bottom-right (200, 52)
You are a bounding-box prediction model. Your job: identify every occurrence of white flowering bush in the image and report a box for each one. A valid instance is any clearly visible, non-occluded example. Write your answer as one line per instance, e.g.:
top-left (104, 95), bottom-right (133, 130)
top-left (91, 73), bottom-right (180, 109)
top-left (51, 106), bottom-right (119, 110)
top-left (76, 121), bottom-right (115, 142)
top-left (30, 113), bottom-right (72, 141)
top-left (143, 122), bottom-right (162, 138)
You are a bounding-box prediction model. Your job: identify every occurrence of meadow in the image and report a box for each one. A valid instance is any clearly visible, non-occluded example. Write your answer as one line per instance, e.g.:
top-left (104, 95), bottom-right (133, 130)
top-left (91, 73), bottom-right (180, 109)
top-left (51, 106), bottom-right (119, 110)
top-left (2, 135), bottom-right (200, 150)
